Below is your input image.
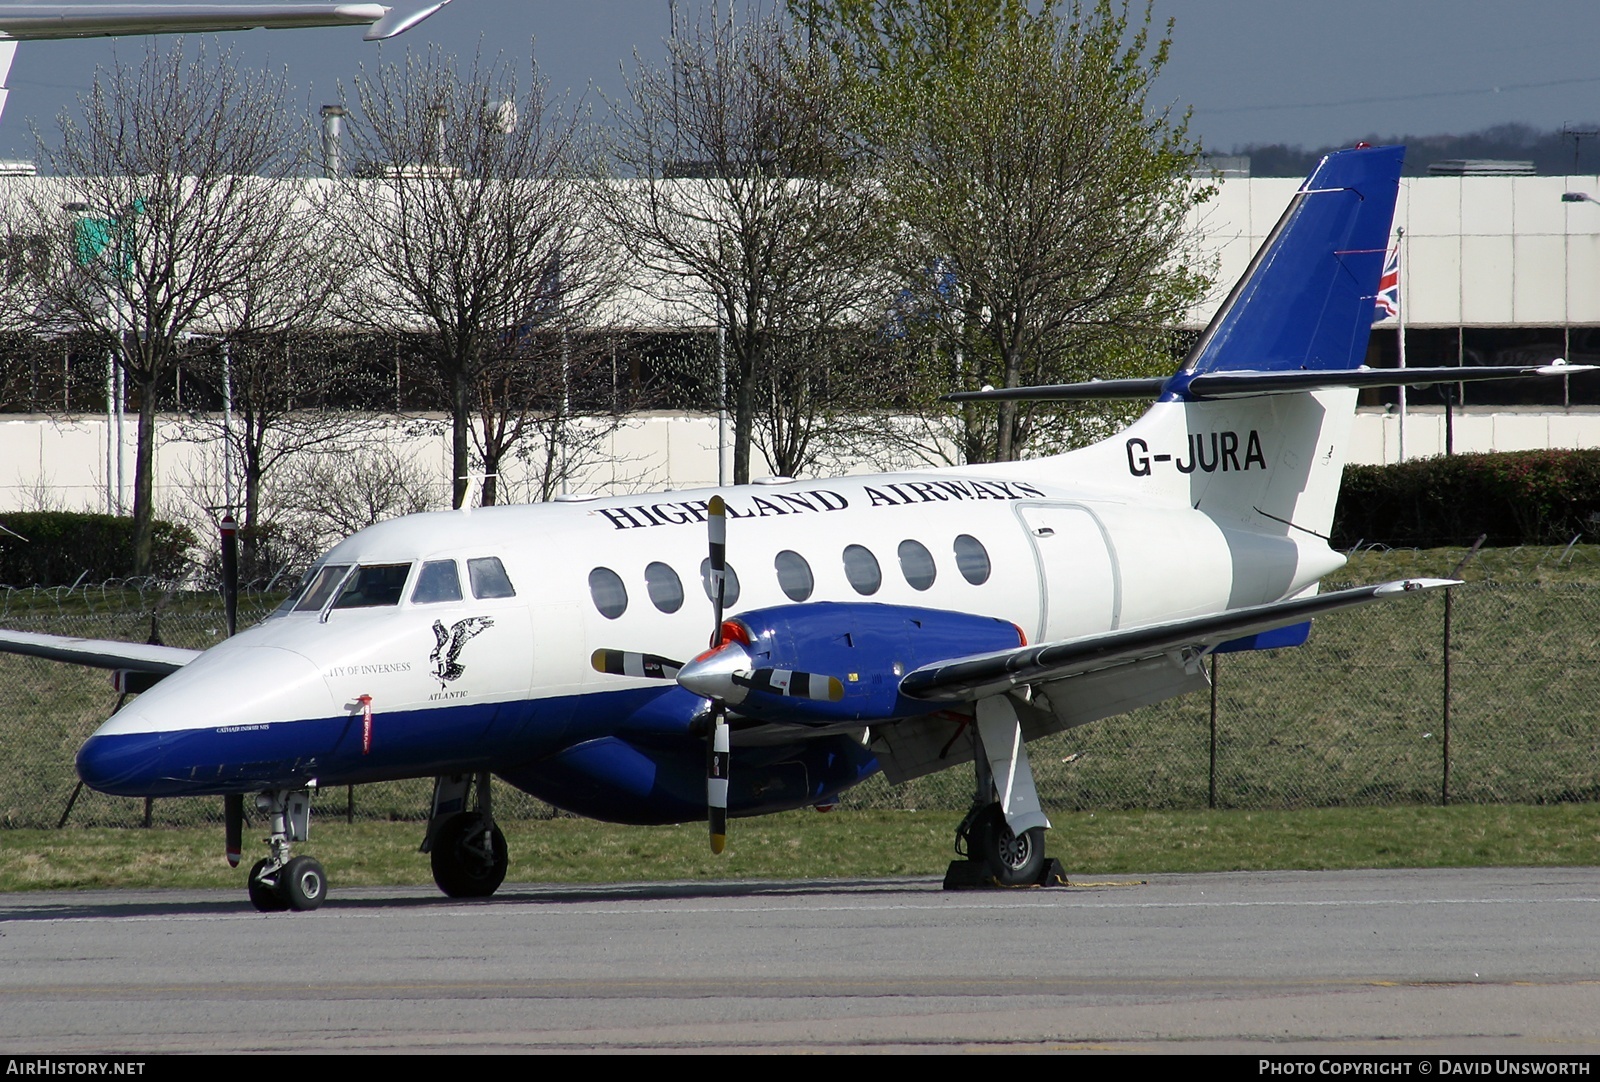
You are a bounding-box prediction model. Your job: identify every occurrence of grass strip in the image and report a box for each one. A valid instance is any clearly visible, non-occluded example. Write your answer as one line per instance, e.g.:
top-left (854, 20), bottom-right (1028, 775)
top-left (1, 804), bottom-right (1597, 893)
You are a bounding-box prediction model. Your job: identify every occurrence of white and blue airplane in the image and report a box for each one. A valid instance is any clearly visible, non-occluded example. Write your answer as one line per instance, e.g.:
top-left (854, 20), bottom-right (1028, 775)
top-left (2, 144), bottom-right (1583, 910)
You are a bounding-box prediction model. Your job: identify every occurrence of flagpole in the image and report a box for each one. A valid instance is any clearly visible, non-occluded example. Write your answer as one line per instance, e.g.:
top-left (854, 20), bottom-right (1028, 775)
top-left (1396, 226), bottom-right (1407, 463)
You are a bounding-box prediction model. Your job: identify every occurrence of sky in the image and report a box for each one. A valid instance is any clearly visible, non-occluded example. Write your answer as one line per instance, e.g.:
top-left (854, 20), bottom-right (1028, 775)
top-left (1, 1), bottom-right (1598, 161)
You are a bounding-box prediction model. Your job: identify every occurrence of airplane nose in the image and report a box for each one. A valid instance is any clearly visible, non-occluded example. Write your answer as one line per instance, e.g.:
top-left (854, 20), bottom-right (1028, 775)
top-left (76, 646), bottom-right (336, 797)
top-left (75, 721), bottom-right (168, 796)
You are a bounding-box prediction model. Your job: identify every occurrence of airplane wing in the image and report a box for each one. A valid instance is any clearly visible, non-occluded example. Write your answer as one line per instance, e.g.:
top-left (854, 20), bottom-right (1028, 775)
top-left (898, 578), bottom-right (1455, 703)
top-left (0, 629), bottom-right (198, 674)
top-left (0, 3), bottom-right (450, 41)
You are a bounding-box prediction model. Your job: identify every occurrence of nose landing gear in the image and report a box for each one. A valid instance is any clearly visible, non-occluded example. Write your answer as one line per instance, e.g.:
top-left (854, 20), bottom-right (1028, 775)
top-left (246, 788), bottom-right (327, 912)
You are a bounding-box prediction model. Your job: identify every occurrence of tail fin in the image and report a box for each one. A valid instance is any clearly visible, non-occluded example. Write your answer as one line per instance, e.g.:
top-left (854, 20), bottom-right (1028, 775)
top-left (1029, 146), bottom-right (1405, 542)
top-left (1177, 144), bottom-right (1403, 383)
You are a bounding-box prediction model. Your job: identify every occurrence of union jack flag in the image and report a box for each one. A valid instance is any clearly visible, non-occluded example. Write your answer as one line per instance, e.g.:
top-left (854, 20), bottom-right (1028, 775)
top-left (1373, 243), bottom-right (1400, 321)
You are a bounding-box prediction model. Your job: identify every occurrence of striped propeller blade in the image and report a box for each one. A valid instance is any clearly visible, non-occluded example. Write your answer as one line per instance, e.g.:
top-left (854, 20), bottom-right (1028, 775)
top-left (707, 494), bottom-right (727, 646)
top-left (708, 710), bottom-right (730, 854)
top-left (733, 668), bottom-right (845, 703)
top-left (590, 649), bottom-right (683, 680)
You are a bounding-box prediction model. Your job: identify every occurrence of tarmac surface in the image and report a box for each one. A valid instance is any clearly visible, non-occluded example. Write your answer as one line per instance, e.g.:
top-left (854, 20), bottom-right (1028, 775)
top-left (2, 866), bottom-right (1599, 1053)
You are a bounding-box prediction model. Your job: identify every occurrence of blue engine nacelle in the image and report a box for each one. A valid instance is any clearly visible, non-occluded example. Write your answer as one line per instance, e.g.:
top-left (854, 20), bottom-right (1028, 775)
top-left (719, 601), bottom-right (1025, 725)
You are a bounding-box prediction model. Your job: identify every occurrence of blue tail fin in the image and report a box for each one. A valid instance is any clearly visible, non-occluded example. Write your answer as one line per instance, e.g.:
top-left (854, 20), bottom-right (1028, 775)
top-left (1180, 145), bottom-right (1403, 380)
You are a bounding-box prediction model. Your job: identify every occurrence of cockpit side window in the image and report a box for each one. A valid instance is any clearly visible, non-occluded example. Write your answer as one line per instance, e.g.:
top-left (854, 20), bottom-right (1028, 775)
top-left (411, 560), bottom-right (464, 604)
top-left (332, 563), bottom-right (412, 609)
top-left (468, 557), bottom-right (517, 599)
top-left (292, 564), bottom-right (352, 612)
top-left (273, 565), bottom-right (319, 616)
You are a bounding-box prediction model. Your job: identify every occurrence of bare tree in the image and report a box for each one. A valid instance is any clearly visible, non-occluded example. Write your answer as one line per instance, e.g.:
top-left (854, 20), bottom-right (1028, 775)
top-left (173, 331), bottom-right (403, 576)
top-left (274, 441), bottom-right (442, 563)
top-left (607, 12), bottom-right (889, 485)
top-left (15, 41), bottom-right (316, 573)
top-left (335, 48), bottom-right (616, 507)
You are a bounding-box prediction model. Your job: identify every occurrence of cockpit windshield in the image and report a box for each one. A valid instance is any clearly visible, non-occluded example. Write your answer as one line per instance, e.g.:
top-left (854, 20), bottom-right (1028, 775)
top-left (291, 564), bottom-right (352, 612)
top-left (331, 564), bottom-right (412, 609)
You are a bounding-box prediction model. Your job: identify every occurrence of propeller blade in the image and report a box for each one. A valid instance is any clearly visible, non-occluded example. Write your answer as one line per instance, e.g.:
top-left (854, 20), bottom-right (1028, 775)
top-left (707, 709), bottom-right (729, 854)
top-left (703, 496), bottom-right (732, 853)
top-left (224, 793), bottom-right (243, 868)
top-left (733, 668), bottom-right (845, 703)
top-left (590, 649), bottom-right (684, 680)
top-left (707, 494), bottom-right (727, 646)
top-left (220, 514), bottom-right (238, 638)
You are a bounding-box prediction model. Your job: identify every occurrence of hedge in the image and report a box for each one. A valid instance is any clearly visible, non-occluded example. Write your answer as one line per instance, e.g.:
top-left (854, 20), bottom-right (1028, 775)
top-left (0, 512), bottom-right (196, 586)
top-left (1333, 450), bottom-right (1600, 548)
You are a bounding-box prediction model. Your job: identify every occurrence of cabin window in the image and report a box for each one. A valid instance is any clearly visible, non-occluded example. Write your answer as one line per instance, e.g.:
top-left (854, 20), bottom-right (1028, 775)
top-left (468, 557), bottom-right (517, 599)
top-left (332, 563), bottom-right (412, 609)
top-left (411, 560), bottom-right (463, 604)
top-left (292, 564), bottom-right (352, 611)
top-left (954, 535), bottom-right (991, 585)
top-left (588, 567), bottom-right (628, 619)
top-left (699, 559), bottom-right (741, 608)
top-left (898, 539), bottom-right (936, 591)
top-left (645, 561), bottom-right (684, 613)
top-left (774, 550), bottom-right (813, 601)
top-left (842, 544), bottom-right (882, 596)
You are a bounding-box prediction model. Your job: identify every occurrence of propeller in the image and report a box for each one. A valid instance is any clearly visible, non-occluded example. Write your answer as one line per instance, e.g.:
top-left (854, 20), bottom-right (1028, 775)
top-left (587, 494), bottom-right (842, 854)
top-left (704, 496), bottom-right (731, 854)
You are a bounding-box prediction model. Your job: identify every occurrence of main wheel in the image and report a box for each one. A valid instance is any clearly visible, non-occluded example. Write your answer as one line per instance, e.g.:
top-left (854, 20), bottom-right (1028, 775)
top-left (974, 804), bottom-right (1046, 886)
top-left (248, 857), bottom-right (288, 912)
top-left (281, 856), bottom-right (327, 911)
top-left (431, 812), bottom-right (508, 898)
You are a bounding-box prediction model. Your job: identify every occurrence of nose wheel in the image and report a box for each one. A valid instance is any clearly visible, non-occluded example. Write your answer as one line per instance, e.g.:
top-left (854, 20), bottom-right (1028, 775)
top-left (248, 854), bottom-right (326, 912)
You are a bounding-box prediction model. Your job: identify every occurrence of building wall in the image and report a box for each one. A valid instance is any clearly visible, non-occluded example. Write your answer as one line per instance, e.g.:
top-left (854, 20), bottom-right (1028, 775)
top-left (4, 406), bottom-right (1595, 518)
top-left (1193, 173), bottom-right (1600, 329)
top-left (8, 172), bottom-right (1600, 518)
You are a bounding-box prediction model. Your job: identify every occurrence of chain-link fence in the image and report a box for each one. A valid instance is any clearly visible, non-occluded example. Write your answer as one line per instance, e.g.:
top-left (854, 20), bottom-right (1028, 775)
top-left (2, 567), bottom-right (1597, 829)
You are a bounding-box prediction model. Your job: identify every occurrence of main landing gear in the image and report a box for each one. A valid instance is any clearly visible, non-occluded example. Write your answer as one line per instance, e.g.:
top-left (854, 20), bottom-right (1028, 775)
top-left (422, 771), bottom-right (508, 898)
top-left (246, 788), bottom-right (327, 912)
top-left (944, 695), bottom-right (1068, 890)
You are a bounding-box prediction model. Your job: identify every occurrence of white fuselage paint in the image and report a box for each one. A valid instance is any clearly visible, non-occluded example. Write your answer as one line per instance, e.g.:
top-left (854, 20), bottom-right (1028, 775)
top-left (93, 390), bottom-right (1353, 743)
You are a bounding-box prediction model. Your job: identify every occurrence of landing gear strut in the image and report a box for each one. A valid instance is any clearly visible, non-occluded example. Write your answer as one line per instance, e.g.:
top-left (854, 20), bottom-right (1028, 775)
top-left (423, 771), bottom-right (508, 898)
top-left (944, 695), bottom-right (1066, 890)
top-left (246, 788), bottom-right (327, 912)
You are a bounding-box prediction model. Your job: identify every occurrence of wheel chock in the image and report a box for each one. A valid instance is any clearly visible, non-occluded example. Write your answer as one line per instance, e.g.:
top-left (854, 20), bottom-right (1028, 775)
top-left (942, 857), bottom-right (1070, 890)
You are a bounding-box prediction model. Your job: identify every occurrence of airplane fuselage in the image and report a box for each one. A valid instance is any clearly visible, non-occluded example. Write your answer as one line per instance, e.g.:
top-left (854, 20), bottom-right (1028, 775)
top-left (74, 428), bottom-right (1345, 822)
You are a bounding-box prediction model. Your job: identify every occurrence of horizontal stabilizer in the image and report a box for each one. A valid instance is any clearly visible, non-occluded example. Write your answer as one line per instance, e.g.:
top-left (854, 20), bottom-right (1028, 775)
top-left (0, 630), bottom-right (198, 674)
top-left (899, 578), bottom-right (1455, 703)
top-left (944, 364), bottom-right (1595, 404)
top-left (365, 0), bottom-right (452, 40)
